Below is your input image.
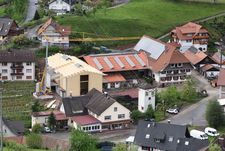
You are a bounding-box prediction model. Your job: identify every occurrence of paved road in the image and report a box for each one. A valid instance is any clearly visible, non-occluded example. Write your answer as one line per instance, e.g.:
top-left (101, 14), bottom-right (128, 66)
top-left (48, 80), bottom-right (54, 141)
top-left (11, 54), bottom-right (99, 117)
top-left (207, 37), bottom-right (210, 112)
top-left (158, 11), bottom-right (225, 40)
top-left (162, 71), bottom-right (218, 126)
top-left (25, 0), bottom-right (38, 22)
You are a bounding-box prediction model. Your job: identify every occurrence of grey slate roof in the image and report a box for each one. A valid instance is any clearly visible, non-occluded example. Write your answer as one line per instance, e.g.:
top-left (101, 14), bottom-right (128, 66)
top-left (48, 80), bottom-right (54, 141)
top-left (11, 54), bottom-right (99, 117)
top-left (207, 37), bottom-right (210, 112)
top-left (62, 88), bottom-right (116, 116)
top-left (86, 89), bottom-right (115, 116)
top-left (176, 138), bottom-right (209, 151)
top-left (3, 118), bottom-right (25, 136)
top-left (134, 120), bottom-right (190, 151)
top-left (0, 50), bottom-right (36, 62)
top-left (0, 18), bottom-right (14, 36)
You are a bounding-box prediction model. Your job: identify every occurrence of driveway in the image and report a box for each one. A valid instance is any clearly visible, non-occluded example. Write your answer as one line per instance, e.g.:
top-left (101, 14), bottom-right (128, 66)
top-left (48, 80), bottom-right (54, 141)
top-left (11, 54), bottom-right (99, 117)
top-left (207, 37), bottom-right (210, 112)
top-left (25, 0), bottom-right (38, 22)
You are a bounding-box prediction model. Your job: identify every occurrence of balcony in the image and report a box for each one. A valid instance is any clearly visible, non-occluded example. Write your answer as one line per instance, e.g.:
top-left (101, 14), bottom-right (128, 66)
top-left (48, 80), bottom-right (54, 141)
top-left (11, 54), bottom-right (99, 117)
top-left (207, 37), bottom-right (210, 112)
top-left (11, 72), bottom-right (24, 76)
top-left (11, 65), bottom-right (24, 69)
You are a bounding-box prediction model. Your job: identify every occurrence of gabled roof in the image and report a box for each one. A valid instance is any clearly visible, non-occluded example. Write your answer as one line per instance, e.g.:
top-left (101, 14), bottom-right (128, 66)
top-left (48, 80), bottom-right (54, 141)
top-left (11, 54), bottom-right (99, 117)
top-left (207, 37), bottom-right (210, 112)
top-left (218, 68), bottom-right (225, 86)
top-left (3, 118), bottom-right (25, 136)
top-left (176, 138), bottom-right (209, 151)
top-left (212, 52), bottom-right (225, 65)
top-left (37, 18), bottom-right (71, 36)
top-left (172, 22), bottom-right (208, 40)
top-left (201, 64), bottom-right (219, 72)
top-left (134, 120), bottom-right (189, 151)
top-left (48, 53), bottom-right (103, 77)
top-left (134, 35), bottom-right (166, 60)
top-left (183, 50), bottom-right (207, 65)
top-left (0, 50), bottom-right (36, 63)
top-left (62, 88), bottom-right (122, 116)
top-left (83, 51), bottom-right (149, 73)
top-left (0, 18), bottom-right (17, 36)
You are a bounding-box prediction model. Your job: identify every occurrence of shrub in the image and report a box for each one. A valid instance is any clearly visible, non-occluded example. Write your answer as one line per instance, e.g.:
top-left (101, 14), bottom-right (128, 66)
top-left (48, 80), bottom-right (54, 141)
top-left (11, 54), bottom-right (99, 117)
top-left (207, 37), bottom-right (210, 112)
top-left (4, 141), bottom-right (28, 151)
top-left (131, 110), bottom-right (143, 123)
top-left (32, 124), bottom-right (42, 133)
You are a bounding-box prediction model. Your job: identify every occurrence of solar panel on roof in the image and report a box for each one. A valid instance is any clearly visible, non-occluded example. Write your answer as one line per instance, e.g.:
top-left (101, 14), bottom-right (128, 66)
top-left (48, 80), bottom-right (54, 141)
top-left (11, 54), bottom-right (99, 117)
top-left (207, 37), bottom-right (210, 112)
top-left (125, 56), bottom-right (135, 67)
top-left (103, 57), bottom-right (113, 69)
top-left (93, 57), bottom-right (103, 70)
top-left (114, 56), bottom-right (124, 68)
top-left (134, 54), bottom-right (146, 67)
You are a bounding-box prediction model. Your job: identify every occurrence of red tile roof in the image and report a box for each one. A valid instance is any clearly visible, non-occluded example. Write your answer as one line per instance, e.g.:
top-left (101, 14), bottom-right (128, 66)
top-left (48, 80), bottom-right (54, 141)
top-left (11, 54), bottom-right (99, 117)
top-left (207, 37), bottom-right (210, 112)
top-left (218, 69), bottom-right (225, 86)
top-left (32, 111), bottom-right (67, 120)
top-left (83, 51), bottom-right (149, 73)
top-left (183, 50), bottom-right (207, 65)
top-left (148, 44), bottom-right (190, 72)
top-left (70, 115), bottom-right (100, 126)
top-left (201, 64), bottom-right (219, 72)
top-left (104, 73), bottom-right (126, 83)
top-left (171, 22), bottom-right (209, 40)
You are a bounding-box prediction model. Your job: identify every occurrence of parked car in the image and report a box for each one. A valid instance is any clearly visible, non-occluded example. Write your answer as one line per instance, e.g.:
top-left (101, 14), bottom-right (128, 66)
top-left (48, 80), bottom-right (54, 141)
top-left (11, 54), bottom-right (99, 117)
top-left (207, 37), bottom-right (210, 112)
top-left (199, 90), bottom-right (208, 97)
top-left (190, 130), bottom-right (208, 140)
top-left (204, 127), bottom-right (219, 137)
top-left (166, 108), bottom-right (179, 114)
top-left (43, 127), bottom-right (52, 133)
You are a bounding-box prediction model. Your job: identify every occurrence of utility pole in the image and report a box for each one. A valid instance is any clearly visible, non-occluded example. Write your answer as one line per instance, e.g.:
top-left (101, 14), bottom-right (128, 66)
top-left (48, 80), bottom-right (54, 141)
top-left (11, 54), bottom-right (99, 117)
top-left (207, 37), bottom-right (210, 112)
top-left (0, 87), bottom-right (3, 151)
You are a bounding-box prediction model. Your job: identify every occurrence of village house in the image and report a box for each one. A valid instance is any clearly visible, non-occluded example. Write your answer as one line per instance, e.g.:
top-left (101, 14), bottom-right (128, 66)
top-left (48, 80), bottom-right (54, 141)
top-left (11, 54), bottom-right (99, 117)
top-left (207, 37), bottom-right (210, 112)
top-left (0, 17), bottom-right (24, 41)
top-left (31, 111), bottom-right (68, 129)
top-left (46, 53), bottom-right (103, 97)
top-left (2, 118), bottom-right (25, 137)
top-left (170, 22), bottom-right (209, 52)
top-left (83, 51), bottom-right (150, 89)
top-left (134, 35), bottom-right (193, 87)
top-left (49, 0), bottom-right (71, 15)
top-left (60, 88), bottom-right (131, 132)
top-left (212, 52), bottom-right (225, 68)
top-left (0, 50), bottom-right (36, 81)
top-left (183, 47), bottom-right (219, 79)
top-left (134, 120), bottom-right (209, 151)
top-left (37, 18), bottom-right (71, 47)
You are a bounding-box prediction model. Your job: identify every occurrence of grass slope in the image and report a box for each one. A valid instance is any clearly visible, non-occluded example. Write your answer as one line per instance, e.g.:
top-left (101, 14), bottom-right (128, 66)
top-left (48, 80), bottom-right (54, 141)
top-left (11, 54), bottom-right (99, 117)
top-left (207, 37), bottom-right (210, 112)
top-left (57, 0), bottom-right (225, 39)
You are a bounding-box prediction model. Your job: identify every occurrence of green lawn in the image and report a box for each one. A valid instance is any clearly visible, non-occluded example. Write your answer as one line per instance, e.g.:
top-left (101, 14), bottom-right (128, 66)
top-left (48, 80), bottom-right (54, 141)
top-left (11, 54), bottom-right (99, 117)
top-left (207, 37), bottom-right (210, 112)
top-left (57, 0), bottom-right (225, 41)
top-left (1, 81), bottom-right (35, 128)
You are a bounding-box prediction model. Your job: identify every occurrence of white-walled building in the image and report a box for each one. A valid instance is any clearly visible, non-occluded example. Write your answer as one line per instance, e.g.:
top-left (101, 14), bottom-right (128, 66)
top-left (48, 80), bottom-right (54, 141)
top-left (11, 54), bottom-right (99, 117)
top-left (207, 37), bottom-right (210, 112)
top-left (60, 88), bottom-right (131, 132)
top-left (170, 22), bottom-right (209, 52)
top-left (37, 18), bottom-right (71, 47)
top-left (0, 50), bottom-right (36, 81)
top-left (134, 35), bottom-right (193, 87)
top-left (138, 83), bottom-right (157, 112)
top-left (49, 0), bottom-right (71, 15)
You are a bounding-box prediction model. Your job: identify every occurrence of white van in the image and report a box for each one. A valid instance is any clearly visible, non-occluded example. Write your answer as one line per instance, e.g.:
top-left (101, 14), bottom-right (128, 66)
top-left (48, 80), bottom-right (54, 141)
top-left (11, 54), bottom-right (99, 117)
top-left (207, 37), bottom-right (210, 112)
top-left (204, 127), bottom-right (219, 137)
top-left (190, 130), bottom-right (208, 140)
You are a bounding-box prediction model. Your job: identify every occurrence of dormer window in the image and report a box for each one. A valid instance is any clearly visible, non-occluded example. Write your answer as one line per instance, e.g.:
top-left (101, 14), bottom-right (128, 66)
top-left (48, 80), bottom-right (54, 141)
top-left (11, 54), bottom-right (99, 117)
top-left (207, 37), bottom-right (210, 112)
top-left (155, 139), bottom-right (161, 143)
top-left (145, 134), bottom-right (150, 139)
top-left (168, 136), bottom-right (173, 142)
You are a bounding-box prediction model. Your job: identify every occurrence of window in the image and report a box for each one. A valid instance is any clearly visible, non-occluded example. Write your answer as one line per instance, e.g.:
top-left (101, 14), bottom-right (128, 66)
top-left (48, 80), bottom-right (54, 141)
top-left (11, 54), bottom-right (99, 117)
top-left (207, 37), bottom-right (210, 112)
top-left (114, 107), bottom-right (117, 112)
top-left (80, 75), bottom-right (89, 95)
top-left (155, 139), bottom-right (161, 143)
top-left (151, 91), bottom-right (154, 96)
top-left (16, 76), bottom-right (22, 79)
top-left (2, 76), bottom-right (7, 80)
top-left (26, 62), bottom-right (32, 66)
top-left (148, 97), bottom-right (151, 100)
top-left (173, 76), bottom-right (178, 81)
top-left (104, 116), bottom-right (111, 120)
top-left (2, 69), bottom-right (7, 73)
top-left (186, 69), bottom-right (191, 72)
top-left (118, 114), bottom-right (125, 119)
top-left (145, 92), bottom-right (149, 96)
top-left (167, 70), bottom-right (172, 74)
top-left (161, 71), bottom-right (166, 74)
top-left (26, 69), bottom-right (32, 73)
top-left (177, 63), bottom-right (183, 67)
top-left (170, 64), bottom-right (175, 68)
top-left (2, 62), bottom-right (7, 66)
top-left (180, 69), bottom-right (185, 73)
top-left (26, 76), bottom-right (32, 79)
